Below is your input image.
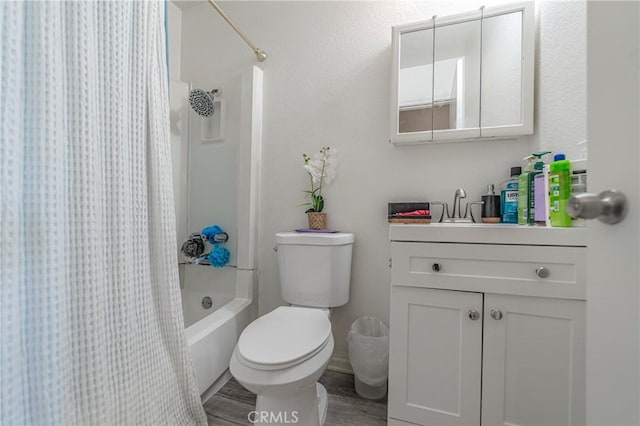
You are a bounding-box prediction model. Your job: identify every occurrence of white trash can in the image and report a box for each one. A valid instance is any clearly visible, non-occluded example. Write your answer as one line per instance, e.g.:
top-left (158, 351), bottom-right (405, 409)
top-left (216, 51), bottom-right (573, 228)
top-left (347, 316), bottom-right (389, 400)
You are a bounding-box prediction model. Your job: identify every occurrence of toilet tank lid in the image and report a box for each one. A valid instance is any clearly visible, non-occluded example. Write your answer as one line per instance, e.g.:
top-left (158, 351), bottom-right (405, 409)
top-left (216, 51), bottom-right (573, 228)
top-left (276, 232), bottom-right (354, 245)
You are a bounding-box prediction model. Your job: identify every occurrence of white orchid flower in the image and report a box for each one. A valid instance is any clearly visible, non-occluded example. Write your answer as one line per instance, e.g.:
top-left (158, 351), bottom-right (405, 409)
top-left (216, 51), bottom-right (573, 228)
top-left (301, 146), bottom-right (339, 212)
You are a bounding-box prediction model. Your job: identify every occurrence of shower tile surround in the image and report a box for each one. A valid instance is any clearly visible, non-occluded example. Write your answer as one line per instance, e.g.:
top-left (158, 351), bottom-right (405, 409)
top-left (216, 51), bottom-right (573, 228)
top-left (203, 371), bottom-right (387, 425)
top-left (172, 0), bottom-right (586, 396)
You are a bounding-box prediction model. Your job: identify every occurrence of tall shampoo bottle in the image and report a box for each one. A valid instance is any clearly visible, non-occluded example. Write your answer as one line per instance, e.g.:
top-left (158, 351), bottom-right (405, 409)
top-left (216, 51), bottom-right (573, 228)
top-left (550, 153), bottom-right (572, 227)
top-left (528, 151), bottom-right (551, 224)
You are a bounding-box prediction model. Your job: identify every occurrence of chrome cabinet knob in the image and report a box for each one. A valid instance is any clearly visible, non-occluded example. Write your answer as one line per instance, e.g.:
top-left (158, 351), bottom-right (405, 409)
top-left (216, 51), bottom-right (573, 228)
top-left (535, 266), bottom-right (550, 279)
top-left (567, 189), bottom-right (627, 224)
top-left (432, 263), bottom-right (442, 272)
top-left (490, 309), bottom-right (503, 320)
top-left (468, 310), bottom-right (480, 321)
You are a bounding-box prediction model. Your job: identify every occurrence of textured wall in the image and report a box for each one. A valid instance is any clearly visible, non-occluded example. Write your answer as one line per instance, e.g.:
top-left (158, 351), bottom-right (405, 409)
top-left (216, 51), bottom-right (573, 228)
top-left (179, 1), bottom-right (586, 365)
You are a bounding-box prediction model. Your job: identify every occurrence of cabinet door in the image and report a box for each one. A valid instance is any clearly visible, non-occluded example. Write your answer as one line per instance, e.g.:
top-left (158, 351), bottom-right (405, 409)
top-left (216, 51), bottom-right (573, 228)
top-left (432, 13), bottom-right (482, 141)
top-left (479, 3), bottom-right (535, 138)
top-left (482, 295), bottom-right (585, 426)
top-left (389, 287), bottom-right (483, 425)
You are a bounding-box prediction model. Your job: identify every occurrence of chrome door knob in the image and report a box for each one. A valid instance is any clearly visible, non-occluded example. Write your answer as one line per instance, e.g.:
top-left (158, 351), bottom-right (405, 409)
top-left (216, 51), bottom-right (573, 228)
top-left (468, 310), bottom-right (480, 321)
top-left (567, 189), bottom-right (627, 224)
top-left (535, 266), bottom-right (550, 279)
top-left (490, 309), bottom-right (503, 320)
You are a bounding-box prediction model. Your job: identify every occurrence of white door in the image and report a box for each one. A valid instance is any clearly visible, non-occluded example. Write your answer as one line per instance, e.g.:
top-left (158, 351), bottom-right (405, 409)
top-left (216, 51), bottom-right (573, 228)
top-left (586, 3), bottom-right (640, 424)
top-left (481, 294), bottom-right (586, 426)
top-left (388, 287), bottom-right (482, 426)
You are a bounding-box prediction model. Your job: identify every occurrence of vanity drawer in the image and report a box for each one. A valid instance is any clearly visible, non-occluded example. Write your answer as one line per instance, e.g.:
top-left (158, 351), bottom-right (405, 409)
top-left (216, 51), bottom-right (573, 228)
top-left (391, 242), bottom-right (586, 300)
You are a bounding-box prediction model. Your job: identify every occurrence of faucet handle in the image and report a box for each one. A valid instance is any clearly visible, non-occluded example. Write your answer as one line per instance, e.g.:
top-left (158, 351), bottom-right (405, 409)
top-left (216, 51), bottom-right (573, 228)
top-left (464, 201), bottom-right (484, 223)
top-left (430, 201), bottom-right (449, 223)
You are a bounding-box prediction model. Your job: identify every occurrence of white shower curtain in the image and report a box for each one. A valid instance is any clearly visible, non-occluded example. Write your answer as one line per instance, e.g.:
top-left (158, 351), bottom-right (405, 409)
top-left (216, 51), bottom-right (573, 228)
top-left (0, 1), bottom-right (207, 424)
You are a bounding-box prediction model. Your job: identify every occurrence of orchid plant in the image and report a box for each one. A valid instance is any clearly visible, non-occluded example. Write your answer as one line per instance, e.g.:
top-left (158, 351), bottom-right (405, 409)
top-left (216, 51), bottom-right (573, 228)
top-left (301, 146), bottom-right (338, 213)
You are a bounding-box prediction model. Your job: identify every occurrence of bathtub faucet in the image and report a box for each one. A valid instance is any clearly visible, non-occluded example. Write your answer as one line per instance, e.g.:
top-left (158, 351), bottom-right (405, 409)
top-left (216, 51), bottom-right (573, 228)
top-left (181, 233), bottom-right (206, 258)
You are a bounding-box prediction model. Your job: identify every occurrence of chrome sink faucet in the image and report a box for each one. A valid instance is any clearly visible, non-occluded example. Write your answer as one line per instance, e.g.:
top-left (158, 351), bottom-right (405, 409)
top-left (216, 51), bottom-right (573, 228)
top-left (432, 188), bottom-right (483, 223)
top-left (452, 188), bottom-right (467, 219)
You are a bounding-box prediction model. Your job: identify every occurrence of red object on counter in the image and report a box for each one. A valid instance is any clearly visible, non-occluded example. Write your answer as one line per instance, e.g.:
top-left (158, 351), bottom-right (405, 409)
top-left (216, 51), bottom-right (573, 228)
top-left (393, 209), bottom-right (430, 216)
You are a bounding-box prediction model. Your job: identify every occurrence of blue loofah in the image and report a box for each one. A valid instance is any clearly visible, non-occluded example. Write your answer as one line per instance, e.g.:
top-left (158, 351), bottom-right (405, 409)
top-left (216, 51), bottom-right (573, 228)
top-left (202, 225), bottom-right (226, 244)
top-left (208, 246), bottom-right (230, 268)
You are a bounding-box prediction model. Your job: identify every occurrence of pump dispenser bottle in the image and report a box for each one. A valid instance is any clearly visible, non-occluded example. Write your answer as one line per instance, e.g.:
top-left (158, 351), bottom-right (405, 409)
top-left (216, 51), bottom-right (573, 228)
top-left (481, 184), bottom-right (501, 223)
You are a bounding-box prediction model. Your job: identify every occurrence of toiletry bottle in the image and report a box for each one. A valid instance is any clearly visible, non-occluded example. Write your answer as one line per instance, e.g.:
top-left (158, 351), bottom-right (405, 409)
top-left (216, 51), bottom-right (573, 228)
top-left (570, 159), bottom-right (588, 227)
top-left (518, 156), bottom-right (535, 225)
top-left (500, 167), bottom-right (521, 223)
top-left (481, 184), bottom-right (501, 223)
top-left (549, 153), bottom-right (572, 227)
top-left (534, 173), bottom-right (546, 225)
top-left (528, 151), bottom-right (551, 224)
top-left (543, 164), bottom-right (551, 226)
top-left (535, 162), bottom-right (552, 225)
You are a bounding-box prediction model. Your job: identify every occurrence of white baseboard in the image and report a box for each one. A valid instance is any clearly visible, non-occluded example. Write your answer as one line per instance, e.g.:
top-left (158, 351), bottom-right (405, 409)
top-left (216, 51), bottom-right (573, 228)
top-left (327, 355), bottom-right (353, 374)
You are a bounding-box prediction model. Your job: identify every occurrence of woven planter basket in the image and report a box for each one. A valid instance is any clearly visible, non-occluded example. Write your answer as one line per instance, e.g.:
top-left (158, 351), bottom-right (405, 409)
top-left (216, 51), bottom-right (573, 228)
top-left (307, 212), bottom-right (327, 230)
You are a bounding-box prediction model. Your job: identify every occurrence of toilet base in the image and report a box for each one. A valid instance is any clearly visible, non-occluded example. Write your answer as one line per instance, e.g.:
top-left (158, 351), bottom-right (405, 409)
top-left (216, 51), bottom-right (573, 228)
top-left (317, 382), bottom-right (328, 424)
top-left (253, 382), bottom-right (328, 426)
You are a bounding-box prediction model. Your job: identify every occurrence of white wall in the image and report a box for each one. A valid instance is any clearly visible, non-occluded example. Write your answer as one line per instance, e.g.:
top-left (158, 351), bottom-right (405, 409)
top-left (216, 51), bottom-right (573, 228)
top-left (180, 1), bottom-right (585, 365)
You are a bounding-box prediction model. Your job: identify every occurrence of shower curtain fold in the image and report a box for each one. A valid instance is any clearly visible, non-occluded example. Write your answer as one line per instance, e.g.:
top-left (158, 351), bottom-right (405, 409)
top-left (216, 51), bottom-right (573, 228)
top-left (0, 2), bottom-right (207, 424)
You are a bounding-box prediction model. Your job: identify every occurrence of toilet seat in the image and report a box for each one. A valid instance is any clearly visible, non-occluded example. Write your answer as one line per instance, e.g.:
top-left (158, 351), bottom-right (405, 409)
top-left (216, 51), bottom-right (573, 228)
top-left (237, 306), bottom-right (332, 371)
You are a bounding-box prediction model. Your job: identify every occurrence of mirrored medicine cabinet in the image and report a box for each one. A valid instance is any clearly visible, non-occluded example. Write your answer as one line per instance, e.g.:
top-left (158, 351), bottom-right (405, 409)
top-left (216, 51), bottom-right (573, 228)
top-left (390, 2), bottom-right (534, 145)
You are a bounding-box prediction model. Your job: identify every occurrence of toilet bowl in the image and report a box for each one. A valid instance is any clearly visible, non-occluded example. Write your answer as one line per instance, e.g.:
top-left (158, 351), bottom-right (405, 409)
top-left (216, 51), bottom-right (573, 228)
top-left (230, 232), bottom-right (354, 426)
top-left (230, 306), bottom-right (334, 426)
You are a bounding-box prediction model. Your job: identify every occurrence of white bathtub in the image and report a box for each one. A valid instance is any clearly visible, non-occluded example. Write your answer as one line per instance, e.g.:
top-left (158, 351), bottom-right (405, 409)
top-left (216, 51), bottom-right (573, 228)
top-left (182, 265), bottom-right (256, 396)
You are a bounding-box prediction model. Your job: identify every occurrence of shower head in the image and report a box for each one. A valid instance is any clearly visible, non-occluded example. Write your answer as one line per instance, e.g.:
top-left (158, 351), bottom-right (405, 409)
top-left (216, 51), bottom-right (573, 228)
top-left (189, 88), bottom-right (219, 117)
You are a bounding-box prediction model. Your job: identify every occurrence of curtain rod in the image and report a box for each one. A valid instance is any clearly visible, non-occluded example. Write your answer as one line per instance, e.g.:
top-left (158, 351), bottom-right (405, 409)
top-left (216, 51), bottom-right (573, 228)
top-left (206, 0), bottom-right (267, 62)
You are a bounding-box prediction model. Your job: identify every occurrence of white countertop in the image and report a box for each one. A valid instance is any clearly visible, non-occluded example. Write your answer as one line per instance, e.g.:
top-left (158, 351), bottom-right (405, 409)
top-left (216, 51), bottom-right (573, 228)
top-left (389, 223), bottom-right (588, 247)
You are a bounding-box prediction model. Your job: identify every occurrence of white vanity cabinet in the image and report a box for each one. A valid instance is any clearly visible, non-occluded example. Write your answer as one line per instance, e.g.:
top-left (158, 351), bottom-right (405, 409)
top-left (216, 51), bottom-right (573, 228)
top-left (388, 224), bottom-right (587, 426)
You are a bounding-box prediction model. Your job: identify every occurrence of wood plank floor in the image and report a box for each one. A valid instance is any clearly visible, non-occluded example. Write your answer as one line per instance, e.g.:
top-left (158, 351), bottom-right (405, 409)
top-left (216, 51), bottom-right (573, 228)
top-left (203, 370), bottom-right (387, 425)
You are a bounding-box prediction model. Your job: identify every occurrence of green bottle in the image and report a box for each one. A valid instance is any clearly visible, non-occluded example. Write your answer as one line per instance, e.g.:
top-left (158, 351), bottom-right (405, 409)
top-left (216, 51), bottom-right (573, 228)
top-left (518, 155), bottom-right (535, 225)
top-left (549, 153), bottom-right (572, 227)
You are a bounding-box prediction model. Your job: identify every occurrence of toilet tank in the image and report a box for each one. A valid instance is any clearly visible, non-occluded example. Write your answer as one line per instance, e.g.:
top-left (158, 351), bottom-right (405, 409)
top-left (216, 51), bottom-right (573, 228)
top-left (276, 232), bottom-right (354, 308)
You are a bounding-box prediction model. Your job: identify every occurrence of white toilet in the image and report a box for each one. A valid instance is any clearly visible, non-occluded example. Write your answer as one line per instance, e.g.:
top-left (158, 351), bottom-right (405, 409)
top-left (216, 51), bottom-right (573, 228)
top-left (230, 232), bottom-right (354, 426)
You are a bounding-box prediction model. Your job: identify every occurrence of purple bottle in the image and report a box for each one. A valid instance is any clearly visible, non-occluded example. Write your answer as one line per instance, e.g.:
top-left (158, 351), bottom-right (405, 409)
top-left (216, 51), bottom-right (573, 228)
top-left (534, 173), bottom-right (547, 224)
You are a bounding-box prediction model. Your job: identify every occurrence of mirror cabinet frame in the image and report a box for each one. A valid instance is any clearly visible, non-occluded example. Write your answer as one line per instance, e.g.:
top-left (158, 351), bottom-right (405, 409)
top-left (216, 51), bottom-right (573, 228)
top-left (390, 2), bottom-right (534, 145)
